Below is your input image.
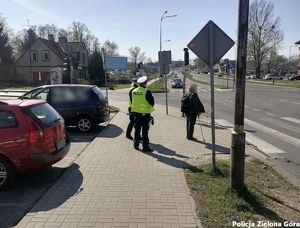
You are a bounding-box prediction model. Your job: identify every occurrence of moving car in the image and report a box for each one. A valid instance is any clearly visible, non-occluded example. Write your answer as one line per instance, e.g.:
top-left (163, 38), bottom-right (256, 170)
top-left (0, 99), bottom-right (70, 189)
top-left (20, 85), bottom-right (110, 132)
top-left (264, 74), bottom-right (283, 80)
top-left (171, 78), bottom-right (183, 88)
top-left (288, 75), bottom-right (300, 81)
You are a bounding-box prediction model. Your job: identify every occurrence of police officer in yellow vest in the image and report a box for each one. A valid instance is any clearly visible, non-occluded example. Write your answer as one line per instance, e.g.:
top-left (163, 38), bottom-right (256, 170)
top-left (131, 76), bottom-right (154, 152)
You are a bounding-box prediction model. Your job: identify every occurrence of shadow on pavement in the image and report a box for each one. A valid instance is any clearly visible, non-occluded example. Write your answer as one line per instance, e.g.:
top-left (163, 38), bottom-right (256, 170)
top-left (196, 140), bottom-right (230, 154)
top-left (0, 166), bottom-right (67, 227)
top-left (151, 143), bottom-right (189, 159)
top-left (146, 144), bottom-right (202, 173)
top-left (31, 163), bottom-right (83, 212)
top-left (68, 125), bottom-right (105, 143)
top-left (98, 124), bottom-right (123, 138)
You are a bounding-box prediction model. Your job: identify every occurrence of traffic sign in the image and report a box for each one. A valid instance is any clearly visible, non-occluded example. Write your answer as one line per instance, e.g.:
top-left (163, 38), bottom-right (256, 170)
top-left (187, 20), bottom-right (234, 66)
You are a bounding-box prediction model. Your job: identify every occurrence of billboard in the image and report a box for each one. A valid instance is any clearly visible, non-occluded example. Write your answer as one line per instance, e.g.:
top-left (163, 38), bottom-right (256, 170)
top-left (105, 56), bottom-right (128, 70)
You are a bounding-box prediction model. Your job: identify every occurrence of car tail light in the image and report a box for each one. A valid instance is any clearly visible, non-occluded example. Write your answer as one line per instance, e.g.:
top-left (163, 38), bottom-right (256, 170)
top-left (25, 115), bottom-right (44, 143)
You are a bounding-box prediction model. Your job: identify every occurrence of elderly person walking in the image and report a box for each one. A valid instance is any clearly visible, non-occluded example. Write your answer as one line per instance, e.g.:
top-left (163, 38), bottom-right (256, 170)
top-left (181, 84), bottom-right (205, 140)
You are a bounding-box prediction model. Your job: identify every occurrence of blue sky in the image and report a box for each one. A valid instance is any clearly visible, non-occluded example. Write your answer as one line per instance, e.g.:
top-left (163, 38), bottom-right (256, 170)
top-left (1, 0), bottom-right (299, 61)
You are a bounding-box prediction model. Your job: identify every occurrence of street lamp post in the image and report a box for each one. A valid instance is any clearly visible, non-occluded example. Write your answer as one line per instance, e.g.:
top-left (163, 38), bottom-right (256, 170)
top-left (162, 39), bottom-right (171, 50)
top-left (160, 11), bottom-right (177, 51)
top-left (159, 11), bottom-right (177, 115)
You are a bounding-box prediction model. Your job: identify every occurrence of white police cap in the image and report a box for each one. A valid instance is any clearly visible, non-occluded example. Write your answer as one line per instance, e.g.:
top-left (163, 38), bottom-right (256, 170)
top-left (137, 76), bottom-right (148, 84)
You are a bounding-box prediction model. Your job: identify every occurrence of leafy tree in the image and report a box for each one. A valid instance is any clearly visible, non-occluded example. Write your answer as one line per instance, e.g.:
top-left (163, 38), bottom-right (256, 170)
top-left (102, 40), bottom-right (119, 56)
top-left (88, 51), bottom-right (105, 84)
top-left (128, 46), bottom-right (146, 71)
top-left (0, 14), bottom-right (13, 64)
top-left (248, 0), bottom-right (284, 78)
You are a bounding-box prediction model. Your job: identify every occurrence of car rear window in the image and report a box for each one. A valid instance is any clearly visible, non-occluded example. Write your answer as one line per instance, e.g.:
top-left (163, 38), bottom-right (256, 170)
top-left (0, 110), bottom-right (18, 128)
top-left (24, 103), bottom-right (62, 128)
top-left (92, 87), bottom-right (106, 100)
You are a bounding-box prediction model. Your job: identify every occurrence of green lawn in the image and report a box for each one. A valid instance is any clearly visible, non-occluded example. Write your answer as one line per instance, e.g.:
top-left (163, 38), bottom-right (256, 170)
top-left (248, 79), bottom-right (300, 88)
top-left (148, 76), bottom-right (169, 93)
top-left (187, 75), bottom-right (231, 89)
top-left (185, 159), bottom-right (300, 228)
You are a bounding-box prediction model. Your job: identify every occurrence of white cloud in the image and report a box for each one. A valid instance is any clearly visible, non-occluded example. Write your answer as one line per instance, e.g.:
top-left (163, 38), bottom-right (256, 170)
top-left (11, 0), bottom-right (62, 22)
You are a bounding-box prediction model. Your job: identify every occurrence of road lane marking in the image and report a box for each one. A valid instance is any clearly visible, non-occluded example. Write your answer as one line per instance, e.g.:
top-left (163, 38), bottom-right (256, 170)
top-left (262, 117), bottom-right (300, 134)
top-left (281, 117), bottom-right (300, 125)
top-left (245, 118), bottom-right (300, 148)
top-left (281, 100), bottom-right (287, 102)
top-left (252, 108), bottom-right (260, 112)
top-left (292, 102), bottom-right (300, 105)
top-left (216, 119), bottom-right (286, 154)
top-left (225, 99), bottom-right (233, 103)
top-left (266, 113), bottom-right (276, 117)
top-left (245, 105), bottom-right (250, 108)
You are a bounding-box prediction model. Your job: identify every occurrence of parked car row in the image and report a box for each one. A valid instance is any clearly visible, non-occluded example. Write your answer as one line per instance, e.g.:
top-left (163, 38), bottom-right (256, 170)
top-left (0, 84), bottom-right (109, 189)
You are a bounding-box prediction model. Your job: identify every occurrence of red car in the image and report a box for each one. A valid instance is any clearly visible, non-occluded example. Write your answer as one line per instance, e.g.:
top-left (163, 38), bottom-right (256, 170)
top-left (0, 99), bottom-right (70, 189)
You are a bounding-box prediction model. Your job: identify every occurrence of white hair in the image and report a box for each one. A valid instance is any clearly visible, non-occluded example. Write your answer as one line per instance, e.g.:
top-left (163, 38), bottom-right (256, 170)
top-left (189, 84), bottom-right (198, 93)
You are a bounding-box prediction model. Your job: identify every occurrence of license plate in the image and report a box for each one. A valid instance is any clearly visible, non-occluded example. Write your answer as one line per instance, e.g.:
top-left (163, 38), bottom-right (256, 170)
top-left (56, 139), bottom-right (66, 150)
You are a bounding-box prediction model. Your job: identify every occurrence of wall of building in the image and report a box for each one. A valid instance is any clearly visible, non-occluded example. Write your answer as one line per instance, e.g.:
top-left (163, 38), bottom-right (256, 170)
top-left (14, 39), bottom-right (64, 84)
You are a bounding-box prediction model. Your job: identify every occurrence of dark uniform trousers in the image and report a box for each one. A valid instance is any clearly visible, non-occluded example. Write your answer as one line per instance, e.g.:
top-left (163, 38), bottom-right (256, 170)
top-left (186, 114), bottom-right (197, 138)
top-left (126, 112), bottom-right (135, 137)
top-left (134, 113), bottom-right (151, 149)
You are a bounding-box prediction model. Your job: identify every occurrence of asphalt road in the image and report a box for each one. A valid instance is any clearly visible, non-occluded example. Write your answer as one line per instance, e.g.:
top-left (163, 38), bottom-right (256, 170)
top-left (151, 72), bottom-right (300, 181)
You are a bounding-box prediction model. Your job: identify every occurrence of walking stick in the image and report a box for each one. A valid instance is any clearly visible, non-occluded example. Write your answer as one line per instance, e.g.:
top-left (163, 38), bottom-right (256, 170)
top-left (198, 116), bottom-right (205, 142)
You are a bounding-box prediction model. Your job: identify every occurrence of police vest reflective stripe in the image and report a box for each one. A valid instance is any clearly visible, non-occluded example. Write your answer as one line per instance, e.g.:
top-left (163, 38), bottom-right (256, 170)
top-left (131, 87), bottom-right (154, 114)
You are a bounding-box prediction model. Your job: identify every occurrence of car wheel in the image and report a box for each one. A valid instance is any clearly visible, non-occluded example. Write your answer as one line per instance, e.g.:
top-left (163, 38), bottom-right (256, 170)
top-left (0, 156), bottom-right (16, 190)
top-left (77, 116), bottom-right (93, 132)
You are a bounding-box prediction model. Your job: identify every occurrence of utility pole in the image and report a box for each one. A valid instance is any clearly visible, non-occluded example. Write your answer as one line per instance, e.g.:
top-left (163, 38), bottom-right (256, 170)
top-left (231, 0), bottom-right (249, 193)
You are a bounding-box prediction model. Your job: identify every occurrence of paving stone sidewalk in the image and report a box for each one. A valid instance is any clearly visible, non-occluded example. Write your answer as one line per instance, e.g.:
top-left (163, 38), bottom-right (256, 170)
top-left (16, 99), bottom-right (231, 228)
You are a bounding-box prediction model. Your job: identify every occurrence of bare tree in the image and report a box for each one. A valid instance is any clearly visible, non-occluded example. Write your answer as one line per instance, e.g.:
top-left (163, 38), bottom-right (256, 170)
top-left (69, 21), bottom-right (97, 53)
top-left (128, 46), bottom-right (146, 70)
top-left (102, 40), bottom-right (119, 56)
top-left (38, 24), bottom-right (58, 39)
top-left (248, 0), bottom-right (284, 78)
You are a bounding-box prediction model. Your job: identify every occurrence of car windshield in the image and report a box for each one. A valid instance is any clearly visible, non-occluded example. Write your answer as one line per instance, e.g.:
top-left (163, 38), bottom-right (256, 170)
top-left (24, 103), bottom-right (62, 127)
top-left (173, 79), bottom-right (182, 83)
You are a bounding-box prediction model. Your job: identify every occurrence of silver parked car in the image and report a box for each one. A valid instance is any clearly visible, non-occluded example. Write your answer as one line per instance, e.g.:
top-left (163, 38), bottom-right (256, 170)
top-left (264, 74), bottom-right (283, 80)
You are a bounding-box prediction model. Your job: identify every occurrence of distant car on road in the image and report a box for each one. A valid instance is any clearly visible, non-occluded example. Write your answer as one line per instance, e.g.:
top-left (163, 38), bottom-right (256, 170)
top-left (20, 85), bottom-right (110, 132)
top-left (172, 75), bottom-right (180, 80)
top-left (288, 75), bottom-right (300, 81)
top-left (0, 99), bottom-right (70, 189)
top-left (171, 78), bottom-right (183, 88)
top-left (246, 74), bottom-right (256, 79)
top-left (264, 74), bottom-right (283, 80)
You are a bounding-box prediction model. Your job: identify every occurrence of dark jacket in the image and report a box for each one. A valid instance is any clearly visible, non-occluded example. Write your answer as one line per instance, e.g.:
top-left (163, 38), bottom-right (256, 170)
top-left (185, 92), bottom-right (205, 115)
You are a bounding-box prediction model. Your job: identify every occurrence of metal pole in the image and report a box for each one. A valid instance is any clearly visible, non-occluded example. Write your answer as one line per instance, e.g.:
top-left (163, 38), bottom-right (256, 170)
top-left (231, 0), bottom-right (249, 193)
top-left (101, 48), bottom-right (109, 101)
top-left (165, 73), bottom-right (168, 115)
top-left (288, 45), bottom-right (292, 76)
top-left (160, 18), bottom-right (163, 51)
top-left (208, 21), bottom-right (216, 171)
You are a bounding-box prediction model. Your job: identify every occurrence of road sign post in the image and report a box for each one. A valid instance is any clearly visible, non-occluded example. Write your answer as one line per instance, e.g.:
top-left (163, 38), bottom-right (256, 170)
top-left (188, 20), bottom-right (234, 171)
top-left (208, 22), bottom-right (216, 170)
top-left (231, 0), bottom-right (249, 194)
top-left (159, 51), bottom-right (172, 115)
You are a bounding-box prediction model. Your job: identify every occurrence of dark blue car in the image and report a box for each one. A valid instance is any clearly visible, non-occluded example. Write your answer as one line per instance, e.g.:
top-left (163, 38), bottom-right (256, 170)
top-left (20, 85), bottom-right (110, 132)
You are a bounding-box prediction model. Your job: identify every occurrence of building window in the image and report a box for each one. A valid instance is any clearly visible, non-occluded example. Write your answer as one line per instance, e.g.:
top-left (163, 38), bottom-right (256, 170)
top-left (42, 50), bottom-right (50, 62)
top-left (82, 52), bottom-right (86, 65)
top-left (30, 51), bottom-right (38, 62)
